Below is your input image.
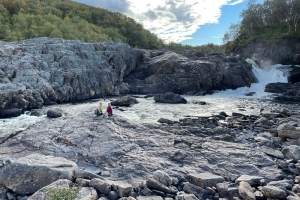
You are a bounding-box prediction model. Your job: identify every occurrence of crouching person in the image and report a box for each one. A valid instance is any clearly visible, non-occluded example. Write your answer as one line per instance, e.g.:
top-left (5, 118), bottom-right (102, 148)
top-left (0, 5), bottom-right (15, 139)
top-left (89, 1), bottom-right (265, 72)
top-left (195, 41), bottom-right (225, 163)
top-left (94, 102), bottom-right (103, 117)
top-left (105, 103), bottom-right (113, 118)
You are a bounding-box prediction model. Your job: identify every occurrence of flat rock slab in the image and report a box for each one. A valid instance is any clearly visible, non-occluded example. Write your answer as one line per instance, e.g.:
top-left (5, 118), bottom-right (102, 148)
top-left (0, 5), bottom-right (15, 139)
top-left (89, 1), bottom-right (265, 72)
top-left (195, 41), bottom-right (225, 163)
top-left (0, 112), bottom-right (283, 187)
top-left (235, 175), bottom-right (264, 186)
top-left (137, 196), bottom-right (163, 200)
top-left (187, 173), bottom-right (225, 188)
top-left (0, 153), bottom-right (78, 195)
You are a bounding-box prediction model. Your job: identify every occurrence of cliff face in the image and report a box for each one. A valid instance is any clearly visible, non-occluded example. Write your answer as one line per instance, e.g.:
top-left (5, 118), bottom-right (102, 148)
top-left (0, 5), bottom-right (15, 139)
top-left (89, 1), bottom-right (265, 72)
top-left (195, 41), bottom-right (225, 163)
top-left (238, 38), bottom-right (300, 67)
top-left (0, 38), bottom-right (141, 117)
top-left (0, 38), bottom-right (257, 118)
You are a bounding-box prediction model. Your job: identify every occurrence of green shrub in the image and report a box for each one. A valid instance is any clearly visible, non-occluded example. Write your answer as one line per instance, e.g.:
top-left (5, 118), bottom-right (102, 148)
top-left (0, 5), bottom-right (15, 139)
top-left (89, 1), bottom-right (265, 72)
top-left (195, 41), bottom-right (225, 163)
top-left (46, 186), bottom-right (81, 200)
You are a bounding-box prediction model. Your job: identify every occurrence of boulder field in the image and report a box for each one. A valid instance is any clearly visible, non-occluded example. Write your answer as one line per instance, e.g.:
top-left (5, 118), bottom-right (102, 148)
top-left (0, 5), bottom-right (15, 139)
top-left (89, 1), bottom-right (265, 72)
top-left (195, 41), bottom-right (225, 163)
top-left (0, 103), bottom-right (300, 199)
top-left (0, 37), bottom-right (257, 118)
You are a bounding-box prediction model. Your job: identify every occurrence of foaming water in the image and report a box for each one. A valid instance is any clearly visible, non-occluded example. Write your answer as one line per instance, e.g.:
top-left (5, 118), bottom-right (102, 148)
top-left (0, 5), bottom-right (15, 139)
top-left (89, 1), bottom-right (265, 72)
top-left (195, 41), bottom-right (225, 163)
top-left (0, 114), bottom-right (47, 135)
top-left (210, 63), bottom-right (289, 98)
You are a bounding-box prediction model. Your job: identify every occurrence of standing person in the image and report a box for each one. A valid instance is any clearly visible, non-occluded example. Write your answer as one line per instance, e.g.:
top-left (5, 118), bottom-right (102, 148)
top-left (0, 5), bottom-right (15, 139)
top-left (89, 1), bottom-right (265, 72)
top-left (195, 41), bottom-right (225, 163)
top-left (106, 102), bottom-right (113, 118)
top-left (94, 102), bottom-right (103, 117)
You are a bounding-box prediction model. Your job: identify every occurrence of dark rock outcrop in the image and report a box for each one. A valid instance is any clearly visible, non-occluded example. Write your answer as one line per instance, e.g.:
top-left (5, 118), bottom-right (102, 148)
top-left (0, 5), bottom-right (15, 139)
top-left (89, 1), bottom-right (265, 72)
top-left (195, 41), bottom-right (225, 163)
top-left (47, 108), bottom-right (63, 118)
top-left (238, 38), bottom-right (300, 66)
top-left (154, 92), bottom-right (187, 104)
top-left (124, 51), bottom-right (257, 95)
top-left (111, 96), bottom-right (138, 107)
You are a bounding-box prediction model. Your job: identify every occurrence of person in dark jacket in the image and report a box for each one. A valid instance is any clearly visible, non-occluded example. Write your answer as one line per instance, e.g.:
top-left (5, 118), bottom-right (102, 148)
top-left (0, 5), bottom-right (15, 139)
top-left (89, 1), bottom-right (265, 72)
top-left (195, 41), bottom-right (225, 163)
top-left (106, 103), bottom-right (113, 118)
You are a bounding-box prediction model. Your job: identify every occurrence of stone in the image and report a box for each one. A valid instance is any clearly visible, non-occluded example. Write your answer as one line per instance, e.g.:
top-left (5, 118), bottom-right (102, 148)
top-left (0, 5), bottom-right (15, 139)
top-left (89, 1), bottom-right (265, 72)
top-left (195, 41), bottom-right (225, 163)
top-left (254, 117), bottom-right (272, 125)
top-left (74, 169), bottom-right (102, 180)
top-left (89, 178), bottom-right (111, 195)
top-left (0, 154), bottom-right (77, 195)
top-left (238, 181), bottom-right (255, 200)
top-left (108, 191), bottom-right (119, 200)
top-left (261, 186), bottom-right (287, 199)
top-left (187, 173), bottom-right (225, 188)
top-left (146, 178), bottom-right (171, 194)
top-left (175, 192), bottom-right (199, 200)
top-left (183, 182), bottom-right (208, 199)
top-left (216, 182), bottom-right (240, 200)
top-left (153, 170), bottom-right (172, 186)
top-left (136, 196), bottom-right (163, 200)
top-left (0, 185), bottom-right (7, 200)
top-left (235, 175), bottom-right (264, 186)
top-left (292, 184), bottom-right (300, 193)
top-left (154, 92), bottom-right (187, 104)
top-left (110, 181), bottom-right (133, 197)
top-left (47, 108), bottom-right (63, 118)
top-left (277, 123), bottom-right (300, 139)
top-left (75, 178), bottom-right (90, 187)
top-left (260, 146), bottom-right (284, 159)
top-left (111, 96), bottom-right (138, 107)
top-left (267, 180), bottom-right (293, 190)
top-left (28, 179), bottom-right (72, 200)
top-left (74, 187), bottom-right (98, 200)
top-left (282, 145), bottom-right (300, 161)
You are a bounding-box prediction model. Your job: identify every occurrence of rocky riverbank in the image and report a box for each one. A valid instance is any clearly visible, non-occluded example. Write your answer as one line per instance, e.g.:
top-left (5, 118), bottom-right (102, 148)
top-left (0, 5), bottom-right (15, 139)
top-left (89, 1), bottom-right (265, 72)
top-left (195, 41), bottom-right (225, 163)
top-left (0, 97), bottom-right (300, 199)
top-left (0, 37), bottom-right (257, 118)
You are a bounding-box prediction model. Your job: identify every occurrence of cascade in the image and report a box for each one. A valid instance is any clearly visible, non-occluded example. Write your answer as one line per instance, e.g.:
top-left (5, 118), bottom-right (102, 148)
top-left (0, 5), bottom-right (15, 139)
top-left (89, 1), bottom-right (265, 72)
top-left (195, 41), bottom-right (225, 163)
top-left (211, 59), bottom-right (290, 98)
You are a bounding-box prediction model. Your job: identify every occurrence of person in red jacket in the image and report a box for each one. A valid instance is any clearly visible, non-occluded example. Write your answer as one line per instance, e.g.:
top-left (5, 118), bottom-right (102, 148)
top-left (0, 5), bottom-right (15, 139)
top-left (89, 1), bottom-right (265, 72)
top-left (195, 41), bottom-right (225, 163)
top-left (106, 102), bottom-right (113, 118)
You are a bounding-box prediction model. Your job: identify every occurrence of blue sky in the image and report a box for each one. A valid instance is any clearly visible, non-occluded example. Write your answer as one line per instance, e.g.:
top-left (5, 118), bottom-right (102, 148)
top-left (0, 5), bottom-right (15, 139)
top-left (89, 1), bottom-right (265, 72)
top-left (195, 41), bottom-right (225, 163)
top-left (73, 0), bottom-right (264, 46)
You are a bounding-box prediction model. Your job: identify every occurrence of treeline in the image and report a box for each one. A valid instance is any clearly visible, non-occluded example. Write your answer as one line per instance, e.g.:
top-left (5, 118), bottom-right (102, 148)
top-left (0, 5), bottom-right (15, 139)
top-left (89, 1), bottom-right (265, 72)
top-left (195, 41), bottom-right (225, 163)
top-left (0, 0), bottom-right (225, 53)
top-left (164, 42), bottom-right (225, 53)
top-left (0, 0), bottom-right (164, 49)
top-left (224, 0), bottom-right (300, 51)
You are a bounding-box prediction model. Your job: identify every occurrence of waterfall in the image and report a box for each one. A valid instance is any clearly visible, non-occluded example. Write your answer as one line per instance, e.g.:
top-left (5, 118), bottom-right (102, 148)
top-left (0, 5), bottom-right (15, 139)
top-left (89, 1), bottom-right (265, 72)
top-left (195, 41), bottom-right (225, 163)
top-left (211, 58), bottom-right (290, 98)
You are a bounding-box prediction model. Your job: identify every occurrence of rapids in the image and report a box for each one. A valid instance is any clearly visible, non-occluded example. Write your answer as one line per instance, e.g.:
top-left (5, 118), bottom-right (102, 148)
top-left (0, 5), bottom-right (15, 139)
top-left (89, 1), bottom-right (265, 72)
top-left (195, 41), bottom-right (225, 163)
top-left (0, 61), bottom-right (297, 136)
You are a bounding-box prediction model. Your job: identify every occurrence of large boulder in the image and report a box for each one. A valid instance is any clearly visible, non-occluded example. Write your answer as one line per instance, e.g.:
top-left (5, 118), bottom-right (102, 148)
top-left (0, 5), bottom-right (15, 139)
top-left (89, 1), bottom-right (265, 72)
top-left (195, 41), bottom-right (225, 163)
top-left (47, 108), bottom-right (63, 118)
top-left (0, 154), bottom-right (78, 195)
top-left (111, 96), bottom-right (138, 106)
top-left (154, 92), bottom-right (187, 104)
top-left (277, 123), bottom-right (300, 139)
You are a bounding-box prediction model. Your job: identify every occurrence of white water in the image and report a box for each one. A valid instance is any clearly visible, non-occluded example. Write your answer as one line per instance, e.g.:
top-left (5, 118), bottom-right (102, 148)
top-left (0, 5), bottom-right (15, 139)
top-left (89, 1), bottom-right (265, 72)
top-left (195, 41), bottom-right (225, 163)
top-left (0, 60), bottom-right (292, 135)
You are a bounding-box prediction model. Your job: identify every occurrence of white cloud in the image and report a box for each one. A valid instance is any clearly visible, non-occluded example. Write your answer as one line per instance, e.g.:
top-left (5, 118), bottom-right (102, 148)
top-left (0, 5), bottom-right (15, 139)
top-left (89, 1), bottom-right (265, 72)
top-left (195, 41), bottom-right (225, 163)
top-left (74, 0), bottom-right (245, 43)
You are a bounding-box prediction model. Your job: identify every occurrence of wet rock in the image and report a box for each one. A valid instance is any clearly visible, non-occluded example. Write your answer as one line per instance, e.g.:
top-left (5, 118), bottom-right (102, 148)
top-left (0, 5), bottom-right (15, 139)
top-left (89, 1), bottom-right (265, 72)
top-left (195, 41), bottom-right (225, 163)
top-left (154, 92), bottom-right (187, 104)
top-left (0, 154), bottom-right (77, 196)
top-left (153, 170), bottom-right (172, 186)
top-left (261, 185), bottom-right (287, 199)
top-left (111, 96), bottom-right (138, 107)
top-left (157, 118), bottom-right (175, 124)
top-left (187, 173), bottom-right (225, 188)
top-left (265, 83), bottom-right (292, 93)
top-left (238, 181), bottom-right (255, 200)
top-left (47, 108), bottom-right (63, 118)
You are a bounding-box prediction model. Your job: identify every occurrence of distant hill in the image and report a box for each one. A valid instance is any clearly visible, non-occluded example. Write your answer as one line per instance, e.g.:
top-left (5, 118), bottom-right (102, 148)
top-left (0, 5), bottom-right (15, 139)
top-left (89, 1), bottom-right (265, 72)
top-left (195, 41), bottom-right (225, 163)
top-left (0, 0), bottom-right (164, 49)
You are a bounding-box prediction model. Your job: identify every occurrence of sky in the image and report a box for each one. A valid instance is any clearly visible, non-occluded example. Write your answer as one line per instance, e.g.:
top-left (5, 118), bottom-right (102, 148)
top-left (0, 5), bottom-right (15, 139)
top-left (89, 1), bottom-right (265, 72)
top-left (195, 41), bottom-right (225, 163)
top-left (73, 0), bottom-right (264, 46)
